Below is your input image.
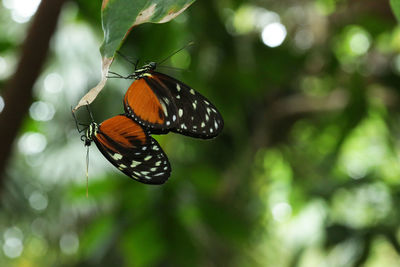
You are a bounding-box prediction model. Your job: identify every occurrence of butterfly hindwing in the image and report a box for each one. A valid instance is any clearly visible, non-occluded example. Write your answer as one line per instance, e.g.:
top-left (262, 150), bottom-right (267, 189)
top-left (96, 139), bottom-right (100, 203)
top-left (153, 72), bottom-right (224, 138)
top-left (124, 71), bottom-right (224, 139)
top-left (93, 115), bottom-right (171, 184)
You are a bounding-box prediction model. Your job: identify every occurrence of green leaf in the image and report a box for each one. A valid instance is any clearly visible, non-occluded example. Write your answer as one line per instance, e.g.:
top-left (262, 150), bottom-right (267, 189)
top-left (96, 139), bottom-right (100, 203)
top-left (390, 0), bottom-right (400, 23)
top-left (74, 0), bottom-right (195, 111)
top-left (100, 0), bottom-right (195, 58)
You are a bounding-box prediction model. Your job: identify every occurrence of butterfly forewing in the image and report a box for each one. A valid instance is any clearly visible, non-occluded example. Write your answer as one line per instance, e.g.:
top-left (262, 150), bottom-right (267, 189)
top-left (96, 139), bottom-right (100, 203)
top-left (124, 71), bottom-right (224, 139)
top-left (123, 78), bottom-right (176, 131)
top-left (93, 115), bottom-right (171, 184)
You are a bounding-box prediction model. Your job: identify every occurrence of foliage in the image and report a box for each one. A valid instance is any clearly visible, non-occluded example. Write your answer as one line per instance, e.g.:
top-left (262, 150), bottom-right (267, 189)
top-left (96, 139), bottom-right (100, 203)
top-left (1, 0), bottom-right (400, 266)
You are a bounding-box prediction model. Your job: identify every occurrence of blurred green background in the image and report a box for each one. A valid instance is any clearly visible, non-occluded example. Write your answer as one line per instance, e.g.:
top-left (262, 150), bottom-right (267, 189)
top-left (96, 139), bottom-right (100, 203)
top-left (1, 0), bottom-right (400, 266)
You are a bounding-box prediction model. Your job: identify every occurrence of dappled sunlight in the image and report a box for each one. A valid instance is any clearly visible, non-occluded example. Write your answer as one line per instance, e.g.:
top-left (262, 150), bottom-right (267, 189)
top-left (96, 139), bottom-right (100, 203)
top-left (261, 22), bottom-right (287, 47)
top-left (1, 0), bottom-right (400, 265)
top-left (18, 132), bottom-right (47, 155)
top-left (0, 96), bottom-right (4, 113)
top-left (2, 0), bottom-right (41, 23)
top-left (2, 227), bottom-right (24, 259)
top-left (29, 101), bottom-right (56, 122)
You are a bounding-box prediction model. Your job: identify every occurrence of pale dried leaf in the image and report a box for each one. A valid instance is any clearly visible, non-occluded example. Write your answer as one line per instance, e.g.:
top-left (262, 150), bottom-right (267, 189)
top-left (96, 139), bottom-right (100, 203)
top-left (72, 57), bottom-right (113, 112)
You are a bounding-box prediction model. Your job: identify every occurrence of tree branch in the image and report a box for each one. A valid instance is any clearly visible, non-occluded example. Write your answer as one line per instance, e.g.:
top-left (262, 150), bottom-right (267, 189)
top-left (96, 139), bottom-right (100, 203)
top-left (0, 0), bottom-right (69, 186)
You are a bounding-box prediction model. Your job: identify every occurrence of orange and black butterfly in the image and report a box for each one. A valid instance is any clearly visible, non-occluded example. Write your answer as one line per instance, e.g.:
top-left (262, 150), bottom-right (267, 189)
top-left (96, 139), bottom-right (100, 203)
top-left (109, 62), bottom-right (224, 139)
top-left (73, 109), bottom-right (171, 184)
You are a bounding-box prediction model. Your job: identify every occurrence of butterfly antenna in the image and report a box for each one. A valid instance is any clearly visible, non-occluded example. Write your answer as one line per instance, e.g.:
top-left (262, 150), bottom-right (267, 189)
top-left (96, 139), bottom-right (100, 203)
top-left (72, 106), bottom-right (87, 133)
top-left (86, 146), bottom-right (89, 198)
top-left (158, 41), bottom-right (195, 65)
top-left (157, 65), bottom-right (191, 72)
top-left (116, 51), bottom-right (139, 66)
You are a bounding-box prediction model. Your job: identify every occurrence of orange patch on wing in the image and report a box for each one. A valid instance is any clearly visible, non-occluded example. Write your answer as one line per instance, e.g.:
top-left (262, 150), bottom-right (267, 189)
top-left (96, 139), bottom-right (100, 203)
top-left (97, 115), bottom-right (147, 149)
top-left (95, 133), bottom-right (118, 152)
top-left (124, 78), bottom-right (165, 125)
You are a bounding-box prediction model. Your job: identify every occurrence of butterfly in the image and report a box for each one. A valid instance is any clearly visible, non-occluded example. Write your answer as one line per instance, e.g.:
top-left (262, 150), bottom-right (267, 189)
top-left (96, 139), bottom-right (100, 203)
top-left (109, 61), bottom-right (224, 139)
top-left (73, 109), bottom-right (171, 185)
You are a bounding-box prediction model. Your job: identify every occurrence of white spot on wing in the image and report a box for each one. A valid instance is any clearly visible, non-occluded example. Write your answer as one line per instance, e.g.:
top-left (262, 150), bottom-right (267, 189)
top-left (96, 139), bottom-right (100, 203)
top-left (176, 84), bottom-right (181, 91)
top-left (131, 160), bottom-right (141, 168)
top-left (161, 101), bottom-right (168, 116)
top-left (144, 155), bottom-right (152, 161)
top-left (176, 95), bottom-right (181, 99)
top-left (190, 89), bottom-right (195, 95)
top-left (155, 161), bottom-right (161, 166)
top-left (178, 109), bottom-right (183, 117)
top-left (201, 122), bottom-right (205, 128)
top-left (192, 102), bottom-right (196, 109)
top-left (205, 114), bottom-right (209, 121)
top-left (112, 153), bottom-right (123, 160)
top-left (172, 115), bottom-right (176, 121)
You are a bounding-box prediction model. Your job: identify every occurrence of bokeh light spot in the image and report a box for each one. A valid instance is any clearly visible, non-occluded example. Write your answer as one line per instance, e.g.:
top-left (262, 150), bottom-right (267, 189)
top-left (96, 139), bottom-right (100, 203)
top-left (3, 0), bottom-right (41, 23)
top-left (349, 32), bottom-right (370, 55)
top-left (0, 56), bottom-right (7, 77)
top-left (18, 132), bottom-right (47, 155)
top-left (29, 191), bottom-right (48, 211)
top-left (31, 218), bottom-right (48, 236)
top-left (294, 29), bottom-right (314, 50)
top-left (272, 202), bottom-right (292, 222)
top-left (261, 22), bottom-right (287, 47)
top-left (44, 73), bottom-right (64, 93)
top-left (60, 233), bottom-right (79, 254)
top-left (0, 96), bottom-right (4, 113)
top-left (29, 101), bottom-right (55, 121)
top-left (3, 237), bottom-right (23, 258)
top-left (3, 227), bottom-right (24, 259)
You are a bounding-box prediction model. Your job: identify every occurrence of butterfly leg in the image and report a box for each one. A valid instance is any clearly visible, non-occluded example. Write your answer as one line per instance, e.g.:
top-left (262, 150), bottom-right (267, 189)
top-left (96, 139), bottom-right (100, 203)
top-left (107, 71), bottom-right (131, 79)
top-left (71, 106), bottom-right (86, 133)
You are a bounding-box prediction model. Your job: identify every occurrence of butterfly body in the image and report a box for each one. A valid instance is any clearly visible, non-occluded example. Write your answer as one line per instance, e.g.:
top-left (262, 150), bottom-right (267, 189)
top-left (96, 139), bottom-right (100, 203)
top-left (130, 62), bottom-right (157, 79)
top-left (84, 115), bottom-right (171, 184)
top-left (123, 66), bottom-right (224, 139)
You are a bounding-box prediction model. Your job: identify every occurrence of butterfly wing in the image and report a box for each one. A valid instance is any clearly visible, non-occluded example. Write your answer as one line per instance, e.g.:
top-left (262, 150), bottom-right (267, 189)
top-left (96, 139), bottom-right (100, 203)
top-left (93, 115), bottom-right (171, 184)
top-left (124, 71), bottom-right (224, 139)
top-left (123, 76), bottom-right (176, 133)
